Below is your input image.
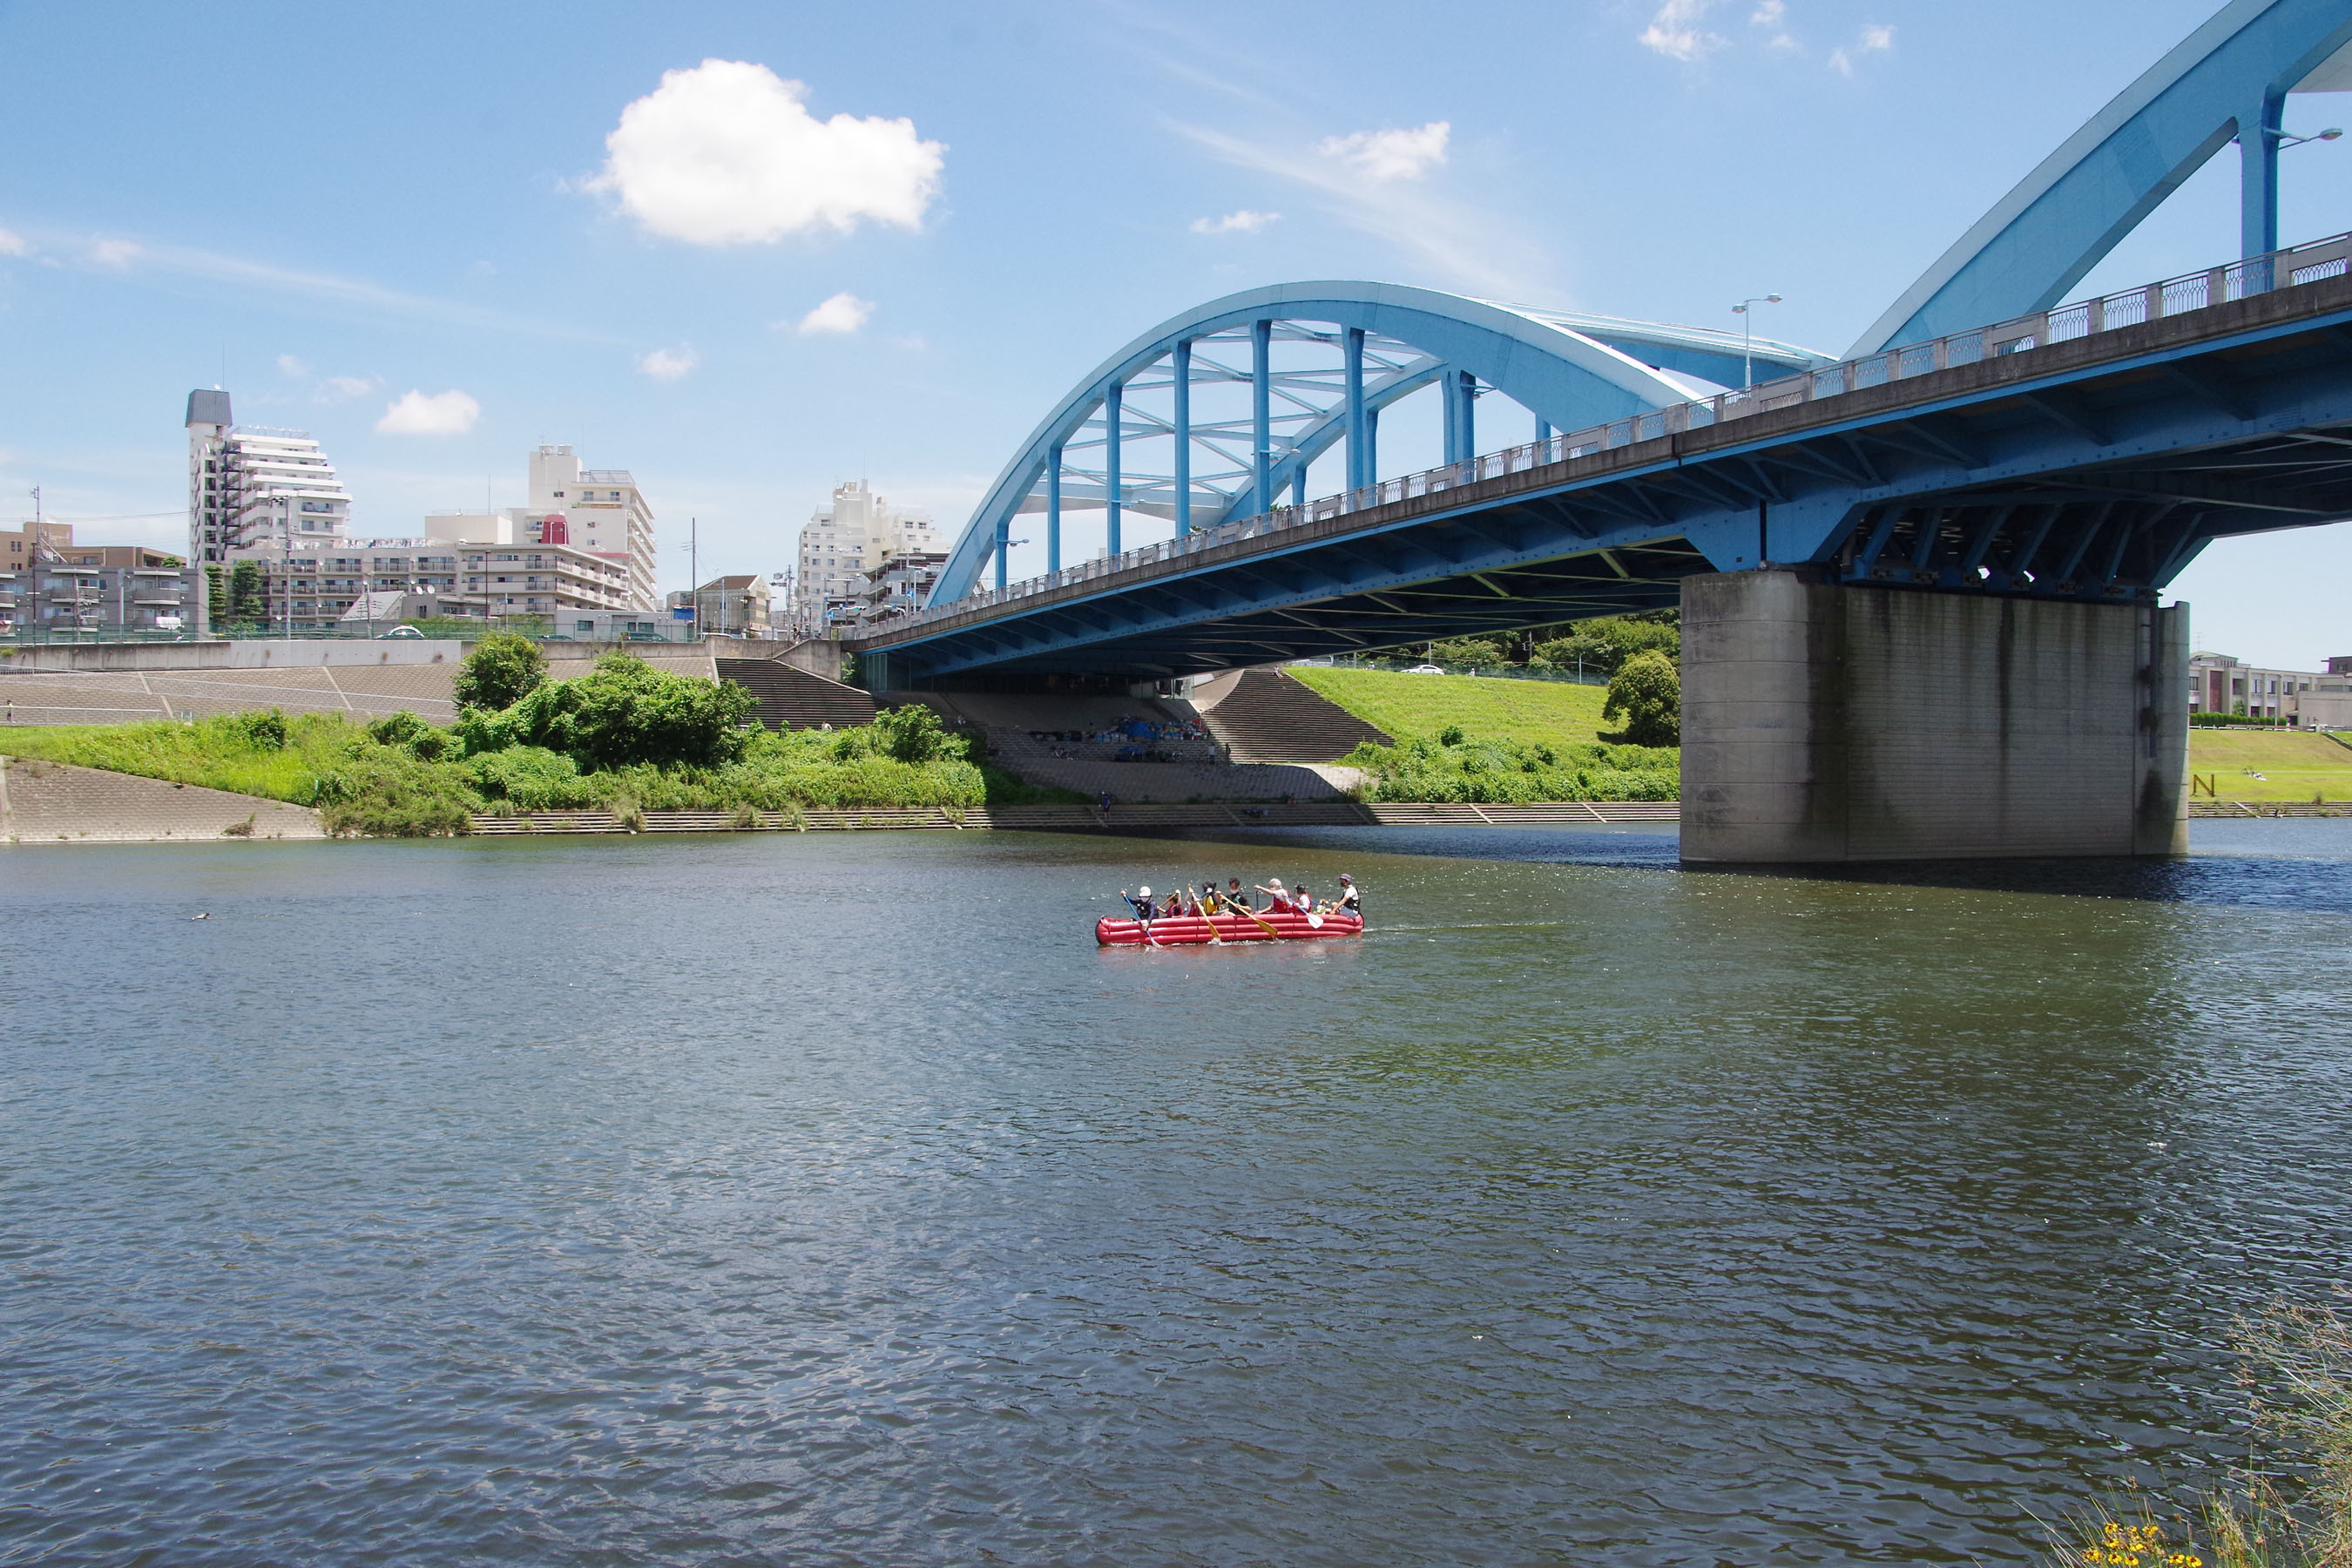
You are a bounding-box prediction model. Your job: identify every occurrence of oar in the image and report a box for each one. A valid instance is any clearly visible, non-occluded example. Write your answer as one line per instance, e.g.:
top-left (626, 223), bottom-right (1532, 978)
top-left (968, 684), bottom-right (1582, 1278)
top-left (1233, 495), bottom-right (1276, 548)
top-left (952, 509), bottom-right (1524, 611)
top-left (1232, 899), bottom-right (1281, 941)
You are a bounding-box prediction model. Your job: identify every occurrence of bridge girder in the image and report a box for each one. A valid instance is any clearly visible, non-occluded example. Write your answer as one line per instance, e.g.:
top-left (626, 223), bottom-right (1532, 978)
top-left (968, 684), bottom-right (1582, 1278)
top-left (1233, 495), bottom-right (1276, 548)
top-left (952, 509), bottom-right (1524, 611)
top-left (859, 282), bottom-right (2352, 681)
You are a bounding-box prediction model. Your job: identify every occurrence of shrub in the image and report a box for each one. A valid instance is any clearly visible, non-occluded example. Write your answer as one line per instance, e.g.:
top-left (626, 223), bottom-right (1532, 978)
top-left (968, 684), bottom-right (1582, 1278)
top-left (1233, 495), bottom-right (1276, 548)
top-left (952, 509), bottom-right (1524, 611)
top-left (226, 709), bottom-right (289, 751)
top-left (470, 746), bottom-right (602, 810)
top-left (463, 652), bottom-right (758, 771)
top-left (869, 704), bottom-right (962, 763)
top-left (1438, 723), bottom-right (1466, 747)
top-left (1604, 650), bottom-right (1680, 747)
top-left (452, 632), bottom-right (548, 712)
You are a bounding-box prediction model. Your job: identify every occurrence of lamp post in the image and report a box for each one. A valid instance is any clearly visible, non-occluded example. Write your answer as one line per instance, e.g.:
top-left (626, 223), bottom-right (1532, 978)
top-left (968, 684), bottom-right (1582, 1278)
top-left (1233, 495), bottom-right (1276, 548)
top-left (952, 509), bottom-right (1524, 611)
top-left (1732, 294), bottom-right (1784, 388)
top-left (2275, 126), bottom-right (2344, 151)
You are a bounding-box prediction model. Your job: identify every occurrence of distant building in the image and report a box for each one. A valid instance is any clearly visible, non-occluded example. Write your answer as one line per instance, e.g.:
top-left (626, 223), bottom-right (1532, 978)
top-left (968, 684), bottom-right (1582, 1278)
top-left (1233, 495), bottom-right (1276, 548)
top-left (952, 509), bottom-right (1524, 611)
top-left (793, 481), bottom-right (939, 633)
top-left (835, 549), bottom-right (948, 628)
top-left (2190, 651), bottom-right (2325, 722)
top-left (1, 520), bottom-right (182, 571)
top-left (223, 536), bottom-right (634, 632)
top-left (2301, 657), bottom-right (2352, 731)
top-left (666, 575), bottom-right (773, 639)
top-left (185, 390), bottom-right (353, 564)
top-left (419, 444), bottom-right (657, 612)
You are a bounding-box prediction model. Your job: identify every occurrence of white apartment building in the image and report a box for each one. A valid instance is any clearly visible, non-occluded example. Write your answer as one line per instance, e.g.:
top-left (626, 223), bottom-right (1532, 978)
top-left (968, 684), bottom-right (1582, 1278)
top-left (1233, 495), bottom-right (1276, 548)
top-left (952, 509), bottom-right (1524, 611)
top-left (185, 389), bottom-right (353, 564)
top-left (794, 480), bottom-right (939, 632)
top-left (528, 444), bottom-right (655, 610)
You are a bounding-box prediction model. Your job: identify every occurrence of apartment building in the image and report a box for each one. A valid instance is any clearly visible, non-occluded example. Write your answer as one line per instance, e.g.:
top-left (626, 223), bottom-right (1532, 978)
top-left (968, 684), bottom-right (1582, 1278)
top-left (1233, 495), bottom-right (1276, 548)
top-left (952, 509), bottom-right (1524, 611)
top-left (667, 575), bottom-right (774, 638)
top-left (220, 535), bottom-right (633, 632)
top-left (185, 390), bottom-right (353, 564)
top-left (793, 481), bottom-right (939, 632)
top-left (834, 549), bottom-right (949, 628)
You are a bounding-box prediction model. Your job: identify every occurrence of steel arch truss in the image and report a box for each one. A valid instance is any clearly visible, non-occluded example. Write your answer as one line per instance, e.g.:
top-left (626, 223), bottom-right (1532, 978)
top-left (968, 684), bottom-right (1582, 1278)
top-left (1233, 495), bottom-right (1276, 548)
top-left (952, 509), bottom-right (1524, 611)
top-left (930, 280), bottom-right (1829, 605)
top-left (1855, 0), bottom-right (2352, 354)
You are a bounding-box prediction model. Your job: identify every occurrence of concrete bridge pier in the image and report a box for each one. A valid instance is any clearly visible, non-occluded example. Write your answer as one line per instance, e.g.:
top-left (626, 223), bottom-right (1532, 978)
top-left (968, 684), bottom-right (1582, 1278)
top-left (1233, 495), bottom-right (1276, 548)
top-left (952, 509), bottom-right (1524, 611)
top-left (1680, 571), bottom-right (2187, 863)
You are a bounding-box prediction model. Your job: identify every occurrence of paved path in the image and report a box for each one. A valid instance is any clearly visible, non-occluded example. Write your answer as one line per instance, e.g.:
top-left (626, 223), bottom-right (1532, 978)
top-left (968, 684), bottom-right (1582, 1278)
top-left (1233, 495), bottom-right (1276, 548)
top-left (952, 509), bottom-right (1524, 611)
top-left (0, 757), bottom-right (327, 844)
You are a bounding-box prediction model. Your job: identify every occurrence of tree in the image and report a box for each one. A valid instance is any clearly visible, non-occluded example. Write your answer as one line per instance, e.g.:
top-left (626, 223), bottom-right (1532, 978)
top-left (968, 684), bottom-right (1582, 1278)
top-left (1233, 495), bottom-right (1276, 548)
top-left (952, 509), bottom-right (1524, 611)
top-left (204, 564), bottom-right (227, 627)
top-left (453, 632), bottom-right (547, 712)
top-left (1531, 615), bottom-right (1680, 679)
top-left (227, 562), bottom-right (267, 627)
top-left (1603, 649), bottom-right (1680, 747)
top-left (869, 704), bottom-right (960, 763)
top-left (1425, 635), bottom-right (1508, 668)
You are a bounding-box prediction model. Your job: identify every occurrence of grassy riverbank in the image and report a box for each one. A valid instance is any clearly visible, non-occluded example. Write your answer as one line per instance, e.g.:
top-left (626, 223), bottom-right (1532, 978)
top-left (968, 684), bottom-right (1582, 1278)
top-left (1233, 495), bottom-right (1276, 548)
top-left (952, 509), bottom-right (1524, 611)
top-left (3, 710), bottom-right (1079, 835)
top-left (2189, 729), bottom-right (2352, 801)
top-left (1285, 666), bottom-right (1678, 802)
top-left (1288, 666), bottom-right (1614, 747)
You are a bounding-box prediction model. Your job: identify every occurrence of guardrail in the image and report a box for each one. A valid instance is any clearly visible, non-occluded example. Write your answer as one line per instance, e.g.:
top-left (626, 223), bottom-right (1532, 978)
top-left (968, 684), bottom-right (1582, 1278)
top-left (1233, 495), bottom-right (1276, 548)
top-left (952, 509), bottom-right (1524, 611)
top-left (871, 227), bottom-right (2352, 639)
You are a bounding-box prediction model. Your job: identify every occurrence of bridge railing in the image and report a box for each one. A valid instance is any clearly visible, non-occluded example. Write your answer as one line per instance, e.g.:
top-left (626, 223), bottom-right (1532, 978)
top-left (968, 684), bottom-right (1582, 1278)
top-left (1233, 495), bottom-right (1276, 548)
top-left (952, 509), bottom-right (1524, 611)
top-left (880, 228), bottom-right (2352, 636)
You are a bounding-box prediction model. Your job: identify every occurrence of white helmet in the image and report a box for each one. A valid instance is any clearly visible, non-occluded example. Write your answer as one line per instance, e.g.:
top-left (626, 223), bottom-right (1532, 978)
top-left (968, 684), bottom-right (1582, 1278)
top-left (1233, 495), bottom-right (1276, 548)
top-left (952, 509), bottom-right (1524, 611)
top-left (1139, 886), bottom-right (1152, 897)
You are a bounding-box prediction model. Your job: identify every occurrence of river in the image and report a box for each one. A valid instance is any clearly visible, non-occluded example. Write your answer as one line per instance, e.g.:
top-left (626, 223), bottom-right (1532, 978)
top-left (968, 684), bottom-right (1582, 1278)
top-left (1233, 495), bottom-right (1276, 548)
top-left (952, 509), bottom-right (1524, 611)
top-left (5, 822), bottom-right (2351, 1566)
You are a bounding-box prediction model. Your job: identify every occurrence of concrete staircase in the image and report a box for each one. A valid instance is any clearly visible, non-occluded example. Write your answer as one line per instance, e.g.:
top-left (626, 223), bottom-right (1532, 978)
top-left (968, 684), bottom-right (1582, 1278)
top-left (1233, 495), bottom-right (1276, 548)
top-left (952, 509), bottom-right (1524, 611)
top-left (1193, 667), bottom-right (1390, 762)
top-left (714, 659), bottom-right (877, 731)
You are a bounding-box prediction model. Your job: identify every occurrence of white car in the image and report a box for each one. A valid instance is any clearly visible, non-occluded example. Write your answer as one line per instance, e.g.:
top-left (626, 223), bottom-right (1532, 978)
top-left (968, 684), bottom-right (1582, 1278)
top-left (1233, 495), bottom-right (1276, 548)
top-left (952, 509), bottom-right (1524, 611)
top-left (1405, 663), bottom-right (1445, 674)
top-left (376, 625), bottom-right (425, 639)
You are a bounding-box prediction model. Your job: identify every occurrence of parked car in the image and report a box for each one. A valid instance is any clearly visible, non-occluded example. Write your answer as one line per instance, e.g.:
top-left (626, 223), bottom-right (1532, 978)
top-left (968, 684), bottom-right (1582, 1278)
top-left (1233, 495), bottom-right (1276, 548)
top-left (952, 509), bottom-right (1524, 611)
top-left (1405, 663), bottom-right (1445, 674)
top-left (376, 625), bottom-right (425, 639)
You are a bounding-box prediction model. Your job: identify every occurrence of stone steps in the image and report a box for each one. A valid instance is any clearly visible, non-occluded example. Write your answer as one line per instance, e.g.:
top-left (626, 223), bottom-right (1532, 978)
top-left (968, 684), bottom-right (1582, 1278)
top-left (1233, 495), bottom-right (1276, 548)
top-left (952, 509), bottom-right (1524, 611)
top-left (1196, 667), bottom-right (1391, 762)
top-left (713, 659), bottom-right (878, 731)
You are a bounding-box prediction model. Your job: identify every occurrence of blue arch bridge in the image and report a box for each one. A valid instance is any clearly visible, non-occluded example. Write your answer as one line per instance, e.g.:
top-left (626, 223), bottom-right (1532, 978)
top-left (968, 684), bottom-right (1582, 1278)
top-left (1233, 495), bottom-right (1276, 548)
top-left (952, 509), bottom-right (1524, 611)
top-left (841, 0), bottom-right (2352, 865)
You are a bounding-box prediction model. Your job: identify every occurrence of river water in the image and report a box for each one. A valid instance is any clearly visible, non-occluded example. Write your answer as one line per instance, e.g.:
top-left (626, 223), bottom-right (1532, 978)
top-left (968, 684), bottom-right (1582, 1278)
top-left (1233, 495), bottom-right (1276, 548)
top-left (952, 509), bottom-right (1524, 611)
top-left (6, 823), bottom-right (2352, 1566)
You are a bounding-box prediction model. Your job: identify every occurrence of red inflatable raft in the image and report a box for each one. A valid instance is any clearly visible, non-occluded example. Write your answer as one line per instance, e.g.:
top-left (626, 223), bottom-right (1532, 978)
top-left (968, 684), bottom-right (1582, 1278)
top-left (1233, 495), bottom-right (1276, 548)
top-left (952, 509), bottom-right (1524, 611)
top-left (1096, 909), bottom-right (1363, 946)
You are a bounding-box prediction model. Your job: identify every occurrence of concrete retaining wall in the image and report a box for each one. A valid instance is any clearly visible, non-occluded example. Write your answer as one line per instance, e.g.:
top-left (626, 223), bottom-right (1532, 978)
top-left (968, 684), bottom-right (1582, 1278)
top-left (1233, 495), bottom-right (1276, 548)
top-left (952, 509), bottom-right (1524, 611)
top-left (1681, 571), bottom-right (2188, 862)
top-left (1, 756), bottom-right (326, 843)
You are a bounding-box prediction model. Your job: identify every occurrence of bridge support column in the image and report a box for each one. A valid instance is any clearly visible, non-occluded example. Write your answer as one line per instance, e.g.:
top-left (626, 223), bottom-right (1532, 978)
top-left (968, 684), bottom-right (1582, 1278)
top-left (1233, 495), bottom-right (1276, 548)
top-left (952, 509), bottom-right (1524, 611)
top-left (1680, 571), bottom-right (2187, 863)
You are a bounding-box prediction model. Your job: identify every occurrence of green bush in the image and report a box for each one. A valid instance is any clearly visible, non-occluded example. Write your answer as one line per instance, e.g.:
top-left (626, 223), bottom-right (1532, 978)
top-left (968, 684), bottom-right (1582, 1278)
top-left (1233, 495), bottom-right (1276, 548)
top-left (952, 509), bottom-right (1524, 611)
top-left (1604, 650), bottom-right (1680, 747)
top-left (226, 709), bottom-right (289, 751)
top-left (869, 704), bottom-right (963, 763)
top-left (462, 652), bottom-right (758, 770)
top-left (470, 746), bottom-right (603, 809)
top-left (452, 632), bottom-right (547, 712)
top-left (1438, 723), bottom-right (1466, 746)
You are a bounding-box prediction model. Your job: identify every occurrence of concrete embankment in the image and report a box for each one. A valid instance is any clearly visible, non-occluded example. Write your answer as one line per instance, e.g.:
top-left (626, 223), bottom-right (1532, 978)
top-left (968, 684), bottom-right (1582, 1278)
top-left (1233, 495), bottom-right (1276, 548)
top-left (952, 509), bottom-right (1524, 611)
top-left (1, 757), bottom-right (326, 844)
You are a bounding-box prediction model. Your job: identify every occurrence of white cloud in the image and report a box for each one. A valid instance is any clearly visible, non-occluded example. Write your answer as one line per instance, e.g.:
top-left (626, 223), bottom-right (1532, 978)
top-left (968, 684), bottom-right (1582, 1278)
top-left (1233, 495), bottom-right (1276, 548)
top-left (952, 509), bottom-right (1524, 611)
top-left (586, 59), bottom-right (945, 246)
top-left (88, 239), bottom-right (142, 269)
top-left (639, 346), bottom-right (698, 380)
top-left (276, 354), bottom-right (308, 378)
top-left (1831, 23), bottom-right (1894, 73)
top-left (1173, 121), bottom-right (1547, 299)
top-left (1750, 0), bottom-right (1784, 21)
top-left (1640, 0), bottom-right (1726, 60)
top-left (375, 389), bottom-right (481, 436)
top-left (316, 375), bottom-right (378, 404)
top-left (1190, 208), bottom-right (1281, 234)
top-left (794, 292), bottom-right (873, 335)
top-left (0, 229), bottom-right (30, 258)
top-left (1315, 122), bottom-right (1449, 182)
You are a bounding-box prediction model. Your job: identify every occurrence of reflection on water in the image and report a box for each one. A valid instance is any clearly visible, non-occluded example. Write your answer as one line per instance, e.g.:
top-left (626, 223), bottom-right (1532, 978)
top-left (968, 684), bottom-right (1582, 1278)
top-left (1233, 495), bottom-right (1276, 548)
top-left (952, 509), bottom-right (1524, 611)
top-left (3, 822), bottom-right (2350, 1566)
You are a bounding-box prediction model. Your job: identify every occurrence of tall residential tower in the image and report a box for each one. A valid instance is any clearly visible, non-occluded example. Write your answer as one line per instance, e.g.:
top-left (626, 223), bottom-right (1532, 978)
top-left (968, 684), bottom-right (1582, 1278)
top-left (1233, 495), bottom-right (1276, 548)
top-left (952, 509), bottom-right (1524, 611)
top-left (793, 480), bottom-right (938, 632)
top-left (185, 390), bottom-right (352, 564)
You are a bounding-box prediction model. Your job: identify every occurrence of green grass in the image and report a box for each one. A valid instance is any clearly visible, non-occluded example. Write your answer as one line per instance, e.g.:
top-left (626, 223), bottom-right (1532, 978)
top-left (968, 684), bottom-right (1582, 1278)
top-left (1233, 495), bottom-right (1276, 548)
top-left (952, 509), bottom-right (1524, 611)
top-left (2, 710), bottom-right (1083, 835)
top-left (2189, 729), bottom-right (2352, 801)
top-left (1288, 666), bottom-right (1615, 747)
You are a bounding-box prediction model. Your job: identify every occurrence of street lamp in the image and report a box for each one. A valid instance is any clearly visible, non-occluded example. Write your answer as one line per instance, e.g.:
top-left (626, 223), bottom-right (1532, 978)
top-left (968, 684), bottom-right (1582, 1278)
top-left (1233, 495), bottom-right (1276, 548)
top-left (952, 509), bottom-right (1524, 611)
top-left (1732, 294), bottom-right (1783, 389)
top-left (2275, 126), bottom-right (2344, 151)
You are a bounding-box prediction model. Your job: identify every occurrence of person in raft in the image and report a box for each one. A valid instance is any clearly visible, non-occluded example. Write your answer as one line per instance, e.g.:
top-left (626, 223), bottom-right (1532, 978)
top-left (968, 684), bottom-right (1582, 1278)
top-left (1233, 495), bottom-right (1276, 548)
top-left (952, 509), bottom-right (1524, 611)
top-left (1335, 874), bottom-right (1361, 916)
top-left (1125, 886), bottom-right (1157, 922)
top-left (1254, 878), bottom-right (1294, 912)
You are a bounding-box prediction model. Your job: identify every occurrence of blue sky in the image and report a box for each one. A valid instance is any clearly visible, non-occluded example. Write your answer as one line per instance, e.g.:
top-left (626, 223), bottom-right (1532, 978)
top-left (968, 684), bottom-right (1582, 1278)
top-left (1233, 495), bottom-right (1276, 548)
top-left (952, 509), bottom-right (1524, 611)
top-left (3, 0), bottom-right (2349, 664)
